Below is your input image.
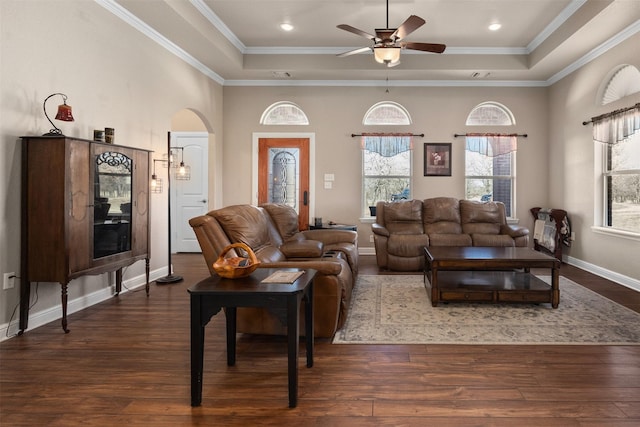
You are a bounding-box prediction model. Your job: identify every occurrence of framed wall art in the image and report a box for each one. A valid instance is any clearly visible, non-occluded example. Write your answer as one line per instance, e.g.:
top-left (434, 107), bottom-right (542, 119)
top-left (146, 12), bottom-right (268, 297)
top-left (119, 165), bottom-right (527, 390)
top-left (424, 143), bottom-right (452, 176)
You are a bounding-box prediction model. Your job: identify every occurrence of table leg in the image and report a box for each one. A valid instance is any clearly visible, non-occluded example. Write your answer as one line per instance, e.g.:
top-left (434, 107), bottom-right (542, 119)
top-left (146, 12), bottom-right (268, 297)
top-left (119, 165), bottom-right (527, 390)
top-left (551, 264), bottom-right (560, 309)
top-left (305, 283), bottom-right (314, 369)
top-left (226, 307), bottom-right (237, 366)
top-left (430, 266), bottom-right (439, 307)
top-left (287, 294), bottom-right (301, 408)
top-left (190, 295), bottom-right (205, 407)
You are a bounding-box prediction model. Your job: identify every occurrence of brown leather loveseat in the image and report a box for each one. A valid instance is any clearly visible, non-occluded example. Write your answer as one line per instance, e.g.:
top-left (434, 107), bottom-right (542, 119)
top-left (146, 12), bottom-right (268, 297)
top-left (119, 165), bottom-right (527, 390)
top-left (372, 197), bottom-right (529, 271)
top-left (189, 203), bottom-right (358, 338)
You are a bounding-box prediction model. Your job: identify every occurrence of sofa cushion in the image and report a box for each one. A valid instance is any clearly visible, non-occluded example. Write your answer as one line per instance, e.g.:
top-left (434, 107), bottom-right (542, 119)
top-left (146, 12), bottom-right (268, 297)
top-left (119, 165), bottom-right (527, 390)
top-left (428, 233), bottom-right (472, 247)
top-left (280, 239), bottom-right (324, 258)
top-left (211, 205), bottom-right (271, 249)
top-left (383, 200), bottom-right (425, 235)
top-left (472, 234), bottom-right (515, 247)
top-left (387, 234), bottom-right (430, 257)
top-left (423, 197), bottom-right (464, 235)
top-left (460, 200), bottom-right (504, 235)
top-left (261, 203), bottom-right (299, 241)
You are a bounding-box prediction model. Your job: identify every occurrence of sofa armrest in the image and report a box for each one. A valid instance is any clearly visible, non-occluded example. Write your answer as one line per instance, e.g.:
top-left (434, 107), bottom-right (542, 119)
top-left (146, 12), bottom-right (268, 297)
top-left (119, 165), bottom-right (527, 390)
top-left (501, 224), bottom-right (530, 238)
top-left (257, 260), bottom-right (342, 275)
top-left (301, 229), bottom-right (357, 245)
top-left (280, 240), bottom-right (324, 258)
top-left (371, 223), bottom-right (389, 237)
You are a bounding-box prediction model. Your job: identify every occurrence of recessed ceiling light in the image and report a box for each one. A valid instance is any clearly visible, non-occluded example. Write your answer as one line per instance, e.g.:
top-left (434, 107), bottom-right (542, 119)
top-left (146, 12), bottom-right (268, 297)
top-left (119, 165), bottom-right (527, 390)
top-left (489, 23), bottom-right (501, 31)
top-left (280, 23), bottom-right (294, 32)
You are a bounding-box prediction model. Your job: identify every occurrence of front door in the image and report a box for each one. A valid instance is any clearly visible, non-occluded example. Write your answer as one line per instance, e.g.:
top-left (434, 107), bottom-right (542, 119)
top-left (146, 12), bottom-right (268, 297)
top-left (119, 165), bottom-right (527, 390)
top-left (257, 138), bottom-right (310, 230)
top-left (170, 131), bottom-right (209, 252)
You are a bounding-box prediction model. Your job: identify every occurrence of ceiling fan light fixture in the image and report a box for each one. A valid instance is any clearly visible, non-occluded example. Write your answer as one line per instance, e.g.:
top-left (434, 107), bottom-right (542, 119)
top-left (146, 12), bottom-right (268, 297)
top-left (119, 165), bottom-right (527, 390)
top-left (374, 47), bottom-right (401, 65)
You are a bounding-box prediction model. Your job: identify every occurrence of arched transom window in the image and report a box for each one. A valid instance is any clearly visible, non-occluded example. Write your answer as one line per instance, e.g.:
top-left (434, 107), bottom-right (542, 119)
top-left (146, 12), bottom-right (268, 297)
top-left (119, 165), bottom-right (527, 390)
top-left (599, 64), bottom-right (640, 106)
top-left (466, 102), bottom-right (515, 126)
top-left (363, 101), bottom-right (412, 125)
top-left (260, 101), bottom-right (309, 125)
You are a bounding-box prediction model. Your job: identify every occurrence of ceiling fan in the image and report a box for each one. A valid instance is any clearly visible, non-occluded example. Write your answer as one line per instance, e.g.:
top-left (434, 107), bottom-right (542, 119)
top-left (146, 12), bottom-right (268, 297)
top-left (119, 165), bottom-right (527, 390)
top-left (337, 0), bottom-right (446, 67)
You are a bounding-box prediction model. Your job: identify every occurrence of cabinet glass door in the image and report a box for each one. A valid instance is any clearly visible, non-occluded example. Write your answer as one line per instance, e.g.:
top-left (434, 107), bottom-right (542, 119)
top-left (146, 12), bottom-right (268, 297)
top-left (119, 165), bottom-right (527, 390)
top-left (93, 149), bottom-right (133, 258)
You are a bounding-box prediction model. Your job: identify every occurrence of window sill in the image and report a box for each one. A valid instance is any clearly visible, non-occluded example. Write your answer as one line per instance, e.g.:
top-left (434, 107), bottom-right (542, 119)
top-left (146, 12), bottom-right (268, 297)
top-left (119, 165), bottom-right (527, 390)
top-left (360, 217), bottom-right (375, 224)
top-left (591, 226), bottom-right (640, 242)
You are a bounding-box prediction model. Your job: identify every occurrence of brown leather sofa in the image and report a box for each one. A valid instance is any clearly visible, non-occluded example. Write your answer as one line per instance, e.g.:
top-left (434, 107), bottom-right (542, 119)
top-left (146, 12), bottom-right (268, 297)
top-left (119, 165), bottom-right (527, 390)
top-left (372, 197), bottom-right (529, 271)
top-left (189, 203), bottom-right (358, 338)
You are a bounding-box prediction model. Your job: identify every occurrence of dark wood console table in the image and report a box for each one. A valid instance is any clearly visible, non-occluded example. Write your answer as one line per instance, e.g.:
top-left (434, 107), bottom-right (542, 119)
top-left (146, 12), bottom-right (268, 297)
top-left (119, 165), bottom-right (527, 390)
top-left (188, 268), bottom-right (316, 408)
top-left (424, 247), bottom-right (560, 308)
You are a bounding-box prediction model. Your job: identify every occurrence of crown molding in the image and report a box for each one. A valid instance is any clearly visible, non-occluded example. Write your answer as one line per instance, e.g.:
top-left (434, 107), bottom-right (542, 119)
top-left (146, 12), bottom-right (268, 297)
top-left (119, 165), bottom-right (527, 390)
top-left (97, 0), bottom-right (638, 89)
top-left (95, 0), bottom-right (225, 85)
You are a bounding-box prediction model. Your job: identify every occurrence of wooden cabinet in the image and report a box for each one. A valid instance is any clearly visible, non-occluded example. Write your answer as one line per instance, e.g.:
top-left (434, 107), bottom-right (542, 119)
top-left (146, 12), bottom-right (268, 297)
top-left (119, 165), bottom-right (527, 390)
top-left (20, 136), bottom-right (151, 333)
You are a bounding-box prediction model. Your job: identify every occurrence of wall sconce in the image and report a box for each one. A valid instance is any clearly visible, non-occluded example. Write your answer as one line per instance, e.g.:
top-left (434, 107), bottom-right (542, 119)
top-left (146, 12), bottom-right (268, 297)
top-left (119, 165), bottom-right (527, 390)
top-left (150, 159), bottom-right (164, 194)
top-left (171, 146), bottom-right (191, 180)
top-left (43, 93), bottom-right (74, 136)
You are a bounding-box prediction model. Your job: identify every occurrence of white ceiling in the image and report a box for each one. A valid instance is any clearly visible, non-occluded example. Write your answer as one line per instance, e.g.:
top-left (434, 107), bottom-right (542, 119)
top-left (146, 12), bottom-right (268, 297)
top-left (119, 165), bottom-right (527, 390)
top-left (106, 0), bottom-right (640, 85)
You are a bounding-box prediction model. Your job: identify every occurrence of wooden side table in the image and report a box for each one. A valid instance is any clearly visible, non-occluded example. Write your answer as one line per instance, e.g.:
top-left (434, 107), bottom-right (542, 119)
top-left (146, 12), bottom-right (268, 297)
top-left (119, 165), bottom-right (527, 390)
top-left (188, 268), bottom-right (316, 408)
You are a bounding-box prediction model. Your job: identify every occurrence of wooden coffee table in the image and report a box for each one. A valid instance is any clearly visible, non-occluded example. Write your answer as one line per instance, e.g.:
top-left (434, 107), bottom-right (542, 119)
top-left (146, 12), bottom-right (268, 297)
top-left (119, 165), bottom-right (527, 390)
top-left (424, 247), bottom-right (560, 308)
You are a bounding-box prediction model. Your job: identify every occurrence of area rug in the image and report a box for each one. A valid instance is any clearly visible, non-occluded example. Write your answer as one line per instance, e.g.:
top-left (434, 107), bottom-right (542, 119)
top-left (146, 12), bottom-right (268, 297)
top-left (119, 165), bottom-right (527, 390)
top-left (332, 275), bottom-right (640, 345)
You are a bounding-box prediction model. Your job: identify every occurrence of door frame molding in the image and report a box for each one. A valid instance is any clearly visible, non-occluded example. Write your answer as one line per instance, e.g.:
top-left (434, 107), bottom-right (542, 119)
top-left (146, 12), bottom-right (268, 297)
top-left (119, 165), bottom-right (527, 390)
top-left (252, 132), bottom-right (316, 220)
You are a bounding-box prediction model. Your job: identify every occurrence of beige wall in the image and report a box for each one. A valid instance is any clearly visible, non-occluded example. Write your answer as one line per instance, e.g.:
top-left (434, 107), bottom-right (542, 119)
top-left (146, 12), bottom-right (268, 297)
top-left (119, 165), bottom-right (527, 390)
top-left (223, 85), bottom-right (549, 249)
top-left (548, 32), bottom-right (640, 282)
top-left (0, 1), bottom-right (223, 329)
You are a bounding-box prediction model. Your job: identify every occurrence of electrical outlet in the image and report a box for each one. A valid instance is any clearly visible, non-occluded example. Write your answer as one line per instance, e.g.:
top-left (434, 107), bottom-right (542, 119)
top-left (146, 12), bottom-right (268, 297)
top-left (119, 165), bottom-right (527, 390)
top-left (3, 272), bottom-right (15, 290)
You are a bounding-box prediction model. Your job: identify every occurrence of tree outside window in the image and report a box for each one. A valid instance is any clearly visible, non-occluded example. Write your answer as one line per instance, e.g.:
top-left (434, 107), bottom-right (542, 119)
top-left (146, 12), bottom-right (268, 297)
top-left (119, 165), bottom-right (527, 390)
top-left (605, 132), bottom-right (640, 233)
top-left (362, 135), bottom-right (412, 216)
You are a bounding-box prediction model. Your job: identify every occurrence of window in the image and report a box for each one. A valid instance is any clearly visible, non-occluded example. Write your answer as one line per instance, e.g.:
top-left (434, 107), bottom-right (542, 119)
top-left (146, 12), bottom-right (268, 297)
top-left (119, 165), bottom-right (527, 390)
top-left (464, 102), bottom-right (517, 217)
top-left (361, 102), bottom-right (413, 216)
top-left (260, 101), bottom-right (309, 125)
top-left (363, 102), bottom-right (411, 125)
top-left (362, 134), bottom-right (412, 216)
top-left (599, 65), bottom-right (640, 106)
top-left (593, 66), bottom-right (640, 235)
top-left (603, 134), bottom-right (640, 233)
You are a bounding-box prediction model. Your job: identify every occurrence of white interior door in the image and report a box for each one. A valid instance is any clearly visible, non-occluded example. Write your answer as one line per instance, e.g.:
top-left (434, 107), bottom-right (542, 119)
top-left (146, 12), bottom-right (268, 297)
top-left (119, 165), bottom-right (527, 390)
top-left (170, 132), bottom-right (209, 253)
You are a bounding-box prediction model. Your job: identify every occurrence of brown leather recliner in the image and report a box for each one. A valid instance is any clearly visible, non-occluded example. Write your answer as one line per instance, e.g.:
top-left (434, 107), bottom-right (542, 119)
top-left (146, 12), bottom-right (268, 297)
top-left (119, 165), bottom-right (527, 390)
top-left (189, 203), bottom-right (358, 338)
top-left (372, 197), bottom-right (529, 271)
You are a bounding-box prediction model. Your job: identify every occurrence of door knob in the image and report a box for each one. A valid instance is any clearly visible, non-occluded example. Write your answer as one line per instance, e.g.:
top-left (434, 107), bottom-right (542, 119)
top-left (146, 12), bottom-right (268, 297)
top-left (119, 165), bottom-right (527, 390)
top-left (201, 200), bottom-right (207, 203)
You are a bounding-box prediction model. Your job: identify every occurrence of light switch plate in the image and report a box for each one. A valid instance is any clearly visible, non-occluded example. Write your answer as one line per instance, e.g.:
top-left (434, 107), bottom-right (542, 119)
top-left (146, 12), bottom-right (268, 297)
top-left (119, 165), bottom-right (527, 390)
top-left (324, 173), bottom-right (335, 181)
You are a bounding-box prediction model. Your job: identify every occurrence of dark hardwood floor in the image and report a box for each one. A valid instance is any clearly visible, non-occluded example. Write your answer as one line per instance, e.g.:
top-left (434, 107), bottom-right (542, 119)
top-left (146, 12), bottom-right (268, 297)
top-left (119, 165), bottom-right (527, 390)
top-left (1, 254), bottom-right (639, 426)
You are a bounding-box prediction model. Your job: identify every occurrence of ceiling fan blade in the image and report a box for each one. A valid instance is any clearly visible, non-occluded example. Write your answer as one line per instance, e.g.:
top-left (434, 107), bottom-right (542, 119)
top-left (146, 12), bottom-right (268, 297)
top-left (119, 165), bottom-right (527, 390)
top-left (337, 46), bottom-right (373, 58)
top-left (401, 42), bottom-right (446, 54)
top-left (392, 15), bottom-right (425, 40)
top-left (337, 24), bottom-right (378, 42)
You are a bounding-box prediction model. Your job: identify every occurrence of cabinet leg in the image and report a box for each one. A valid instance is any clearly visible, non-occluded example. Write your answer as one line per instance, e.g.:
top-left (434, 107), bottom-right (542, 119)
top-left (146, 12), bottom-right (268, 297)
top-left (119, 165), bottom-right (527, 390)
top-left (61, 283), bottom-right (70, 333)
top-left (19, 279), bottom-right (31, 335)
top-left (115, 268), bottom-right (123, 295)
top-left (145, 258), bottom-right (150, 296)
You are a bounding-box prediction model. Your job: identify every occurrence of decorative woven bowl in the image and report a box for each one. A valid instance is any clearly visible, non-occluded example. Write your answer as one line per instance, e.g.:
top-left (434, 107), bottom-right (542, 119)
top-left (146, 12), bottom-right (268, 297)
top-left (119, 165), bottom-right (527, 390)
top-left (213, 242), bottom-right (260, 279)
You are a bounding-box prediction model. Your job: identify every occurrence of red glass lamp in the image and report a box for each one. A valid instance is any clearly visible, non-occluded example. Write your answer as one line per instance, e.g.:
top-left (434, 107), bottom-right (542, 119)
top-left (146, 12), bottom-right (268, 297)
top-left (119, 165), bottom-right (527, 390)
top-left (43, 93), bottom-right (74, 136)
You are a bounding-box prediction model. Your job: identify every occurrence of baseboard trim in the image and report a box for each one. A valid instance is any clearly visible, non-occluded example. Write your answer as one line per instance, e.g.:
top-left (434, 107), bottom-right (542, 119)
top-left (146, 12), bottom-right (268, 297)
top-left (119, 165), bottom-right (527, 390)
top-left (565, 255), bottom-right (640, 293)
top-left (0, 266), bottom-right (168, 342)
top-left (359, 247), bottom-right (376, 256)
